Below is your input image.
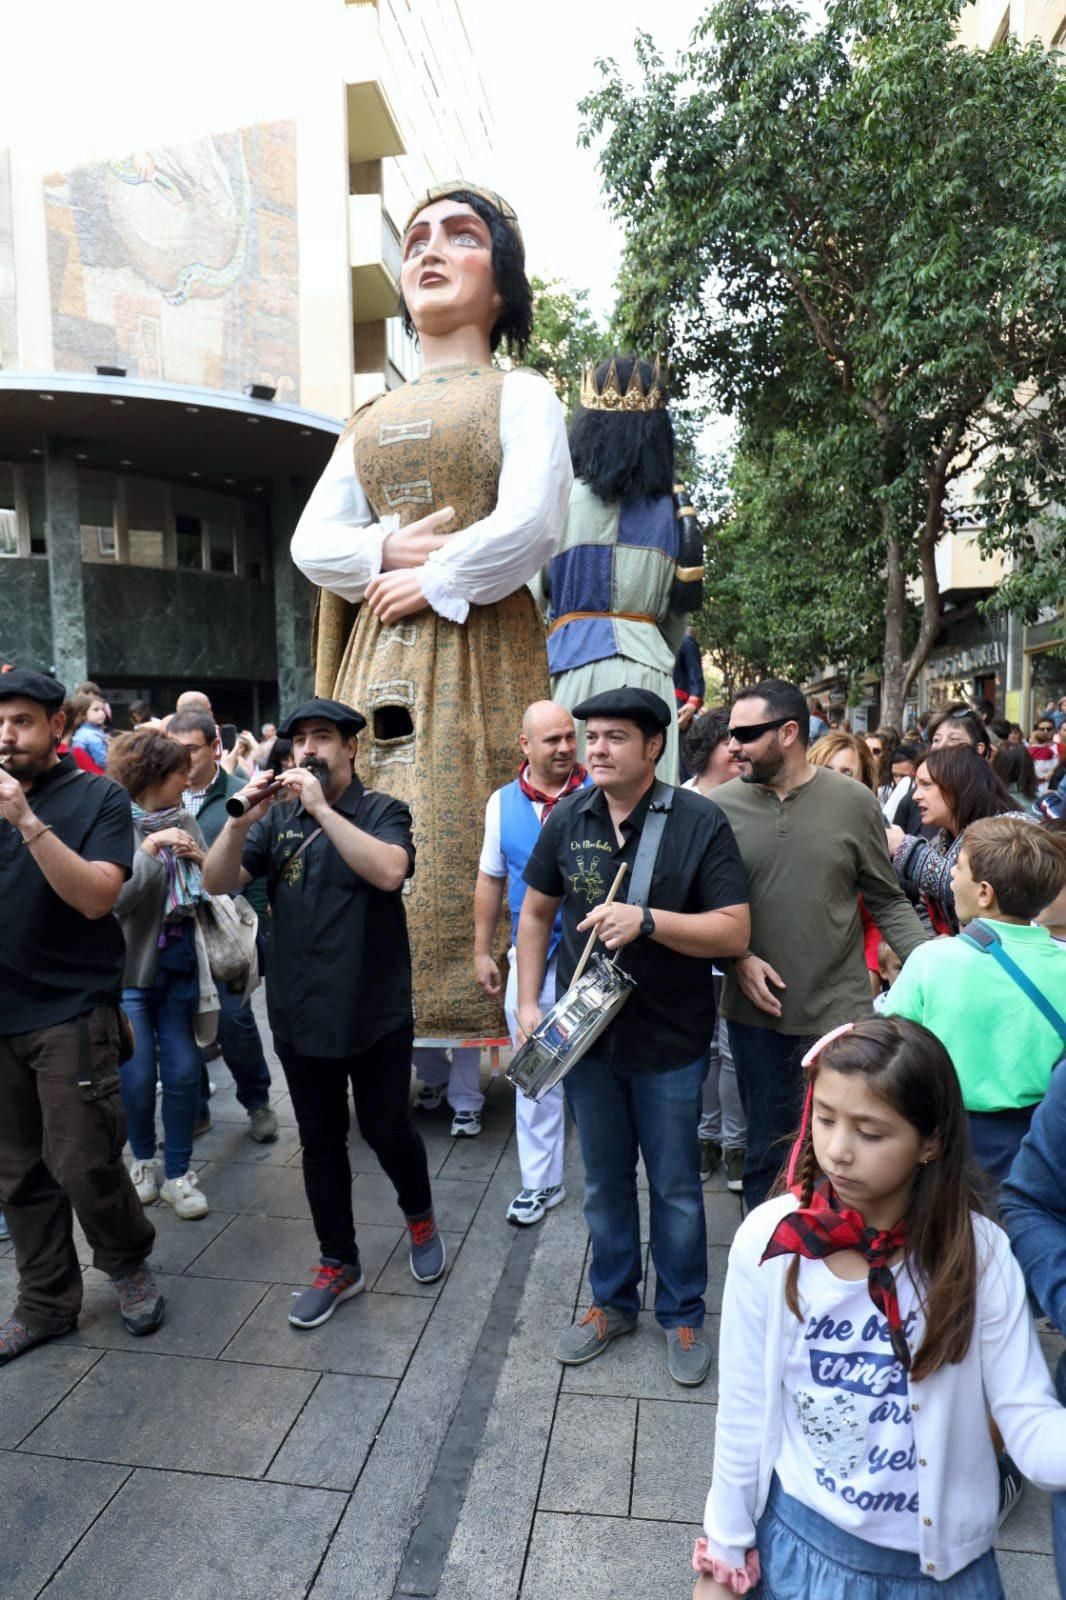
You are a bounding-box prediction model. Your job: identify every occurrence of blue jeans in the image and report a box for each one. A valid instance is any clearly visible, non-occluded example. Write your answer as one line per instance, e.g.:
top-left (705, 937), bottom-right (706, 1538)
top-left (727, 1022), bottom-right (815, 1209)
top-left (563, 1053), bottom-right (706, 1328)
top-left (967, 1108), bottom-right (1033, 1188)
top-left (121, 966), bottom-right (202, 1180)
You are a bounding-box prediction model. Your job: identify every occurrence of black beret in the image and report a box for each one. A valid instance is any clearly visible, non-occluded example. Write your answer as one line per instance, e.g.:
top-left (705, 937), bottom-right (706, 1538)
top-left (278, 697), bottom-right (367, 738)
top-left (0, 668), bottom-right (67, 709)
top-left (572, 686), bottom-right (672, 730)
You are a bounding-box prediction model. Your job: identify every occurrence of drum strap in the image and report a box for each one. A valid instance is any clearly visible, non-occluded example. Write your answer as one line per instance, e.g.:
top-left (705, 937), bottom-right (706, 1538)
top-left (625, 780), bottom-right (675, 910)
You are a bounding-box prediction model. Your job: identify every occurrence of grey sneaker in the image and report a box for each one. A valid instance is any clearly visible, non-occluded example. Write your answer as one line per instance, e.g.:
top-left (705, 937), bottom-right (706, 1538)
top-left (289, 1259), bottom-right (365, 1329)
top-left (724, 1147), bottom-right (746, 1193)
top-left (699, 1140), bottom-right (722, 1182)
top-left (413, 1082), bottom-right (445, 1112)
top-left (407, 1212), bottom-right (446, 1283)
top-left (665, 1326), bottom-right (712, 1387)
top-left (248, 1105), bottom-right (279, 1143)
top-left (556, 1305), bottom-right (637, 1366)
top-left (0, 1315), bottom-right (70, 1365)
top-left (111, 1266), bottom-right (166, 1337)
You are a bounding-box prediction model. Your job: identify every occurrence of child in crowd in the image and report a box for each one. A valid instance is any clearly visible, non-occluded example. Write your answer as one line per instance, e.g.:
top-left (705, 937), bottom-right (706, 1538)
top-left (693, 1016), bottom-right (1066, 1600)
top-left (883, 816), bottom-right (1066, 1182)
top-left (872, 939), bottom-right (902, 1011)
top-left (1038, 820), bottom-right (1066, 945)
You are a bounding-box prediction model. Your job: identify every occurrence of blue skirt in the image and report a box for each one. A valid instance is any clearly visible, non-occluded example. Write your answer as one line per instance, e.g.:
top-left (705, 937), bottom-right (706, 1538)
top-left (755, 1476), bottom-right (1004, 1599)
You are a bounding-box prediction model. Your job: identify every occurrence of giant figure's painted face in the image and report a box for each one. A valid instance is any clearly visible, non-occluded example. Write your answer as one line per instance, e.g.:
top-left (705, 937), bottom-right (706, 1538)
top-left (400, 200), bottom-right (502, 342)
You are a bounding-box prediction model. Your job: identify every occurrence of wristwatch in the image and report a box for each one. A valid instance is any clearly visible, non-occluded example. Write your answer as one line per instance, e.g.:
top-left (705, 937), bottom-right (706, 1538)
top-left (640, 907), bottom-right (656, 939)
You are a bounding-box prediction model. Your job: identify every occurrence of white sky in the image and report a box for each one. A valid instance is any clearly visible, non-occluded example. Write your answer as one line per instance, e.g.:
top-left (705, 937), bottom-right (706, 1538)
top-left (461, 0), bottom-right (700, 321)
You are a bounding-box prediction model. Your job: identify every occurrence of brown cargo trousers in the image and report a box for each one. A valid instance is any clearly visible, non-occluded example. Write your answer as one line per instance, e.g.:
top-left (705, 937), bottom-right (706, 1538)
top-left (0, 1006), bottom-right (155, 1334)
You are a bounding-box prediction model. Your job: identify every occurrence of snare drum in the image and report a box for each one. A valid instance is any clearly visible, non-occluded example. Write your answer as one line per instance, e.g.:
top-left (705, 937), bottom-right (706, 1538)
top-left (506, 953), bottom-right (636, 1102)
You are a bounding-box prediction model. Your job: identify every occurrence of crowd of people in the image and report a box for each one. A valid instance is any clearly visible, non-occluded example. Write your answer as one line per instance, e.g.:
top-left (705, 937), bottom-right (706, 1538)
top-left (3, 171), bottom-right (1066, 1600)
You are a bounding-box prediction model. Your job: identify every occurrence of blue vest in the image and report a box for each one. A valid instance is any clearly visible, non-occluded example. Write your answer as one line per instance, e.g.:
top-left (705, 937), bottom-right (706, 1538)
top-left (498, 777), bottom-right (587, 960)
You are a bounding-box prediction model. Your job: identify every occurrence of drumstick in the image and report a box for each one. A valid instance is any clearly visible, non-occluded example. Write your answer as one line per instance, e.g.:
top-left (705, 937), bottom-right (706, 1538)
top-left (571, 863), bottom-right (628, 987)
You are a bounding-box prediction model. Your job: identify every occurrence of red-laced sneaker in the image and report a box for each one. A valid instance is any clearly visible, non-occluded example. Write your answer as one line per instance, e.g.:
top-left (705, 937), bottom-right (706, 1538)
top-left (0, 1314), bottom-right (69, 1365)
top-left (288, 1259), bottom-right (365, 1330)
top-left (407, 1212), bottom-right (446, 1284)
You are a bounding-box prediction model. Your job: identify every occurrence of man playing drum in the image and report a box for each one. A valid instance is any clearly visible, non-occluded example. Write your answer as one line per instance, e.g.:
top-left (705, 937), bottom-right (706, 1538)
top-left (474, 700), bottom-right (589, 1225)
top-left (517, 687), bottom-right (749, 1386)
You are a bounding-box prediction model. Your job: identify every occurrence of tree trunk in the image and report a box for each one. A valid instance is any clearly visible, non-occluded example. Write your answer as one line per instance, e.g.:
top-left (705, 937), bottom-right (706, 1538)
top-left (881, 509), bottom-right (908, 728)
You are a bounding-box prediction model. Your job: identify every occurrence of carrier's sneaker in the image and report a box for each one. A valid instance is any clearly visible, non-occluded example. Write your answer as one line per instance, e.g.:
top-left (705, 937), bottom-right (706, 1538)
top-left (555, 1305), bottom-right (637, 1366)
top-left (506, 1185), bottom-right (566, 1226)
top-left (0, 1315), bottom-right (71, 1366)
top-left (159, 1171), bottom-right (208, 1220)
top-left (128, 1159), bottom-right (159, 1205)
top-left (699, 1140), bottom-right (722, 1182)
top-left (450, 1111), bottom-right (481, 1138)
top-left (248, 1105), bottom-right (279, 1143)
top-left (407, 1212), bottom-right (446, 1283)
top-left (724, 1147), bottom-right (746, 1193)
top-left (289, 1259), bottom-right (365, 1329)
top-left (665, 1325), bottom-right (712, 1387)
top-left (111, 1266), bottom-right (166, 1337)
top-left (413, 1082), bottom-right (445, 1112)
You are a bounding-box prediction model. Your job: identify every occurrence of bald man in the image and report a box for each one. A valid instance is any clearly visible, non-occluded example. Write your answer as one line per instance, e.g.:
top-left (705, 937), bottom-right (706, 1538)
top-left (471, 701), bottom-right (589, 1224)
top-left (175, 690), bottom-right (213, 715)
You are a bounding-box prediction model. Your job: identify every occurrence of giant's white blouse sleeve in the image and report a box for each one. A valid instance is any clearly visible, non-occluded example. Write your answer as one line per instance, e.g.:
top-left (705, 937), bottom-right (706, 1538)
top-left (289, 437), bottom-right (396, 604)
top-left (420, 370), bottom-right (572, 624)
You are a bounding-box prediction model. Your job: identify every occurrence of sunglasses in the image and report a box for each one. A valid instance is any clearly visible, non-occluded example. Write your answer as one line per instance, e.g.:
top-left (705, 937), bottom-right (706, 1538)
top-left (728, 716), bottom-right (793, 744)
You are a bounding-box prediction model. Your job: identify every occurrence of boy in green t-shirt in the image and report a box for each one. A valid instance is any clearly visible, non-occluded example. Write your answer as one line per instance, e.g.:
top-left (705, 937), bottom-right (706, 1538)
top-left (884, 815), bottom-right (1066, 1182)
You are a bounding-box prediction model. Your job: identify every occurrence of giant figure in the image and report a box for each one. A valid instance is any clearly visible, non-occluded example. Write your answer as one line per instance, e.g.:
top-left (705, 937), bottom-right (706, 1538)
top-left (292, 184), bottom-right (571, 1037)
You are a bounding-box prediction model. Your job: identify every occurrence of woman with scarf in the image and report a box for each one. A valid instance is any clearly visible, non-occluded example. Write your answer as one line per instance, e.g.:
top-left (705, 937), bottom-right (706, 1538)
top-left (693, 1015), bottom-right (1066, 1600)
top-left (109, 730), bottom-right (210, 1219)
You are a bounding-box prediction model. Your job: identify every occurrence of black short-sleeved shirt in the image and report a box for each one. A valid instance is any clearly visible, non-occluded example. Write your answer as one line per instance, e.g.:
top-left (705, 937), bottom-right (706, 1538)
top-left (241, 777), bottom-right (415, 1058)
top-left (522, 781), bottom-right (749, 1069)
top-left (0, 756), bottom-right (133, 1035)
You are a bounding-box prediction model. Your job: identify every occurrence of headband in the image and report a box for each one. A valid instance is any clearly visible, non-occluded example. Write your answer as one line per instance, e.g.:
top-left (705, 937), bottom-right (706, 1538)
top-left (402, 182), bottom-right (523, 249)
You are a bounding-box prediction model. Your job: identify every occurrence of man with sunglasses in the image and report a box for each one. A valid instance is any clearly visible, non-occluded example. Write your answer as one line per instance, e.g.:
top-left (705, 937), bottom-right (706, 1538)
top-left (710, 679), bottom-right (927, 1208)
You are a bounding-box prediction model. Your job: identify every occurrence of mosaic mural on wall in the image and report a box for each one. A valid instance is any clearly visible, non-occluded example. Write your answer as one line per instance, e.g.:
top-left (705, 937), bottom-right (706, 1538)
top-left (44, 121), bottom-right (299, 401)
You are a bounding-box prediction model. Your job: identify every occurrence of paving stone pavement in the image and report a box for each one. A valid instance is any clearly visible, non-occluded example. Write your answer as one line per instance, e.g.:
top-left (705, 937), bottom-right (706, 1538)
top-left (0, 991), bottom-right (1058, 1598)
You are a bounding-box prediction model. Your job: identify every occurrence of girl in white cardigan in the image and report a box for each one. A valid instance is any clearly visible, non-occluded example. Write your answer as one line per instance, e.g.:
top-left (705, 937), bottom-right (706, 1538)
top-left (694, 1015), bottom-right (1066, 1599)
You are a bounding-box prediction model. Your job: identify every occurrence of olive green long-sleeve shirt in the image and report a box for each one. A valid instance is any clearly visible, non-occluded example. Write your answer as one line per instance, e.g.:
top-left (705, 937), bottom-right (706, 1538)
top-left (710, 767), bottom-right (927, 1035)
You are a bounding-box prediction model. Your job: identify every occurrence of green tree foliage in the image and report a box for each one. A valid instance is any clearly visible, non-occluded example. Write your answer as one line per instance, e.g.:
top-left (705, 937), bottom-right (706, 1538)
top-left (583, 0), bottom-right (1066, 722)
top-left (524, 275), bottom-right (607, 416)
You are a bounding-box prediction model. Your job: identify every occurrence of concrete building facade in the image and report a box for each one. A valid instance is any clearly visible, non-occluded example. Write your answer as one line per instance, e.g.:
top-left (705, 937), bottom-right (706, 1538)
top-left (0, 0), bottom-right (495, 725)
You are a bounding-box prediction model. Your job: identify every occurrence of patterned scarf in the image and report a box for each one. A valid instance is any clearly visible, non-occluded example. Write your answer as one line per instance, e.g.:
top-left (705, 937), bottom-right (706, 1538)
top-left (517, 760), bottom-right (587, 821)
top-left (132, 802), bottom-right (204, 933)
top-left (761, 1180), bottom-right (912, 1369)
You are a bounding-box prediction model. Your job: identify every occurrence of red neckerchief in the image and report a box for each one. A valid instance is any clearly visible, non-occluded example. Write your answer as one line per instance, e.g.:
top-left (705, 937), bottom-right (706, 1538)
top-left (517, 760), bottom-right (587, 822)
top-left (761, 1180), bottom-right (912, 1369)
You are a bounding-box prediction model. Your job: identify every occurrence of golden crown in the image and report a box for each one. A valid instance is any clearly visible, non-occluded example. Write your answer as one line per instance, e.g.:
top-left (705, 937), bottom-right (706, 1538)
top-left (580, 356), bottom-right (667, 413)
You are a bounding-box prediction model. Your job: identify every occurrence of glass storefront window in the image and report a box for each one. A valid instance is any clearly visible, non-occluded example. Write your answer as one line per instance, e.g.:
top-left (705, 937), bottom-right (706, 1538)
top-left (175, 513), bottom-right (204, 570)
top-left (0, 467), bottom-right (16, 556)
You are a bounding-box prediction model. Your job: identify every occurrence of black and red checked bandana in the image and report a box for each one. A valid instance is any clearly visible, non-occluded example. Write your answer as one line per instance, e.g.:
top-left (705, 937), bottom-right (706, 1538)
top-left (517, 761), bottom-right (587, 822)
top-left (761, 1181), bottom-right (912, 1369)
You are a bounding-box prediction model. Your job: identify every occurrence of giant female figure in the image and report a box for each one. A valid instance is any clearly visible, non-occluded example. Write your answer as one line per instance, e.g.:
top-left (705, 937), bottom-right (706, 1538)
top-left (291, 185), bottom-right (571, 1038)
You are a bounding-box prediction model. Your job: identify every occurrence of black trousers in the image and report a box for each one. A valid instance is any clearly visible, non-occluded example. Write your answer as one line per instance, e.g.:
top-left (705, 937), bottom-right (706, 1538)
top-left (0, 1008), bottom-right (155, 1333)
top-left (277, 1024), bottom-right (431, 1264)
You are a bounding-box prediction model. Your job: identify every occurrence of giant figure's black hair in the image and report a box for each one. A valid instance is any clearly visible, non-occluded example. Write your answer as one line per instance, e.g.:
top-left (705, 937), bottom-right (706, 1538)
top-left (398, 190), bottom-right (533, 360)
top-left (568, 357), bottom-right (675, 505)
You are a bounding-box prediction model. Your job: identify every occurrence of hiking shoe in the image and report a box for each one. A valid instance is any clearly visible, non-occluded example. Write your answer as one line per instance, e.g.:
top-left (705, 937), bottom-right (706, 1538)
top-left (506, 1185), bottom-right (566, 1226)
top-left (699, 1140), bottom-right (722, 1182)
top-left (413, 1082), bottom-right (445, 1112)
top-left (128, 1159), bottom-right (159, 1205)
top-left (159, 1171), bottom-right (208, 1220)
top-left (111, 1266), bottom-right (166, 1337)
top-left (997, 1452), bottom-right (1025, 1529)
top-left (407, 1212), bottom-right (446, 1282)
top-left (666, 1325), bottom-right (712, 1386)
top-left (289, 1259), bottom-right (365, 1329)
top-left (556, 1305), bottom-right (637, 1366)
top-left (193, 1109), bottom-right (212, 1138)
top-left (450, 1111), bottom-right (481, 1138)
top-left (0, 1315), bottom-right (71, 1365)
top-left (248, 1104), bottom-right (279, 1143)
top-left (724, 1147), bottom-right (746, 1193)
top-left (0, 1210), bottom-right (9, 1241)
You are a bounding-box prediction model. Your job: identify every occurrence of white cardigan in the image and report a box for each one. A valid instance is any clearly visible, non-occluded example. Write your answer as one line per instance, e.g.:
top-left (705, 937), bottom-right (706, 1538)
top-left (706, 1194), bottom-right (1066, 1582)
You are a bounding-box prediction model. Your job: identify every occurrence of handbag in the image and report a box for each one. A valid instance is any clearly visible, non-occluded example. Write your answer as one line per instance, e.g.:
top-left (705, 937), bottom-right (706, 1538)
top-left (196, 892), bottom-right (259, 986)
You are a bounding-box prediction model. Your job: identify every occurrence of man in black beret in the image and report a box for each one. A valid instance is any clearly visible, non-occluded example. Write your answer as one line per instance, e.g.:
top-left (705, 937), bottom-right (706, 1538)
top-left (0, 669), bottom-right (163, 1362)
top-left (517, 686), bottom-right (751, 1386)
top-left (203, 696), bottom-right (445, 1330)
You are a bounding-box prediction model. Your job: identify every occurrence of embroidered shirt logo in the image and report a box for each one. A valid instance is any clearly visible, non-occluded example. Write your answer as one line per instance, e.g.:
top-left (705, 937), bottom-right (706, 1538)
top-left (568, 853), bottom-right (606, 905)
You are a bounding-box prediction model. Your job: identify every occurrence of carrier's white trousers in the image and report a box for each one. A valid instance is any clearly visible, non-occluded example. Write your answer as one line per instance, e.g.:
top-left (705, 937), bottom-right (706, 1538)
top-left (412, 1046), bottom-right (484, 1114)
top-left (504, 950), bottom-right (565, 1191)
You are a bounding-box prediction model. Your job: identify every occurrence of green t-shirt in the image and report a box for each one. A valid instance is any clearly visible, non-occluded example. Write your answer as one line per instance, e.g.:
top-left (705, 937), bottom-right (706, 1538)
top-left (884, 920), bottom-right (1066, 1111)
